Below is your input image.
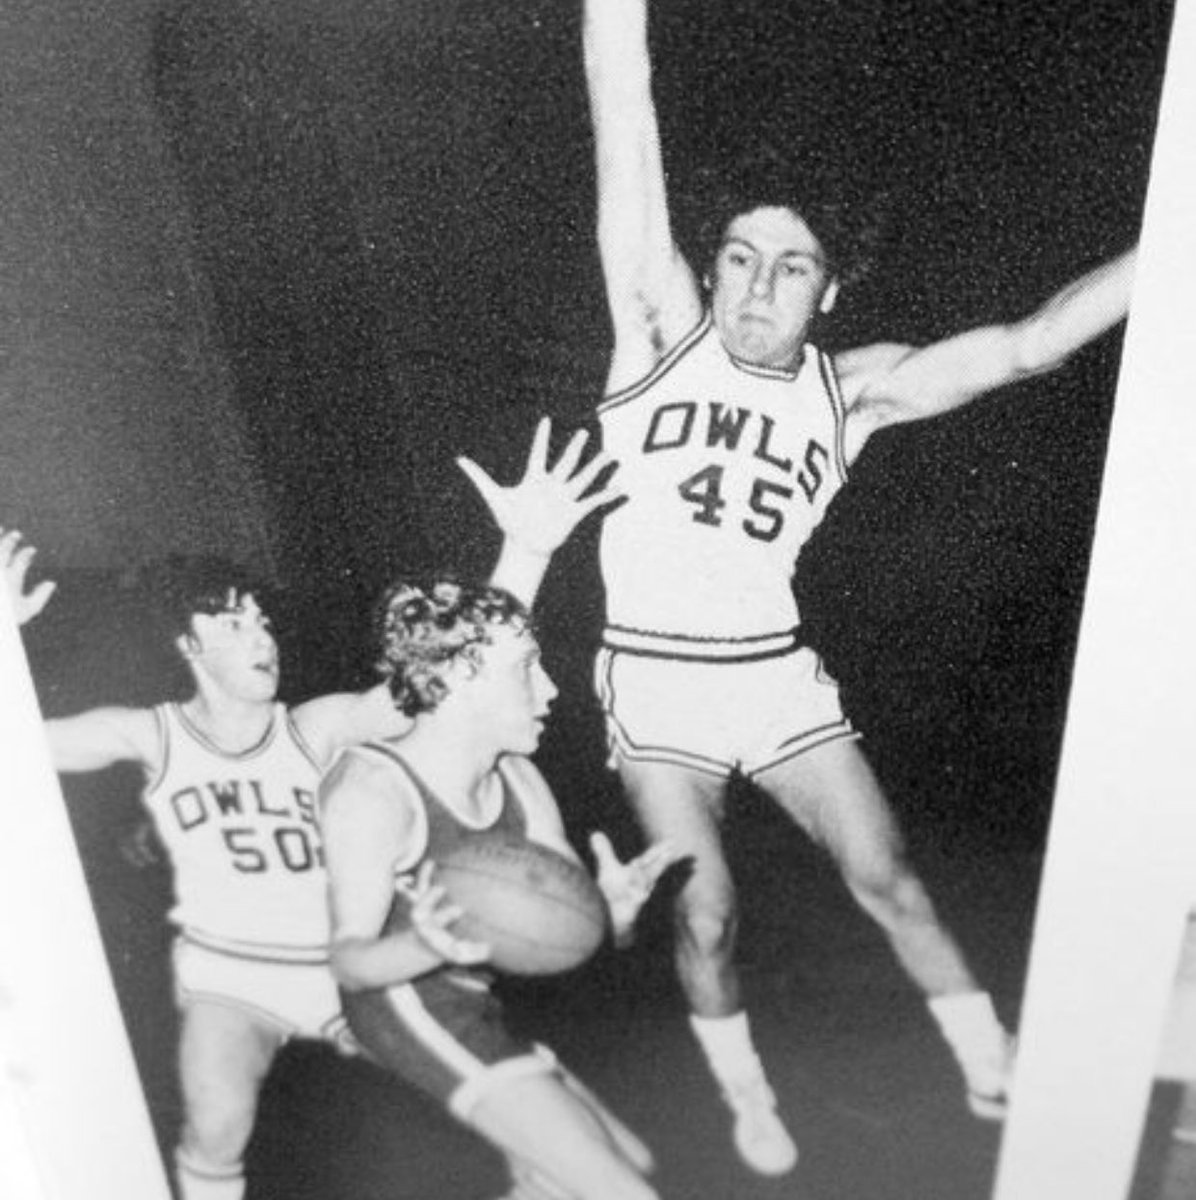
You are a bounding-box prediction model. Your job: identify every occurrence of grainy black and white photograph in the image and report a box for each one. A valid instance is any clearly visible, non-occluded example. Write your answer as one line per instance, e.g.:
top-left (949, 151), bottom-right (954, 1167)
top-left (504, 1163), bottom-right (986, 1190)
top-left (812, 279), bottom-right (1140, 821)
top-left (1, 1), bottom-right (1193, 1198)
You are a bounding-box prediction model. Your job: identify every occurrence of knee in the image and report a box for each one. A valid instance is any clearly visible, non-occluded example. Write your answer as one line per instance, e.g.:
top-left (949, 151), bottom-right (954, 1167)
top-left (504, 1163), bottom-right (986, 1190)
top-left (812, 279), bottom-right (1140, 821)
top-left (845, 860), bottom-right (935, 928)
top-left (675, 896), bottom-right (738, 961)
top-left (181, 1093), bottom-right (258, 1168)
top-left (577, 1165), bottom-right (658, 1200)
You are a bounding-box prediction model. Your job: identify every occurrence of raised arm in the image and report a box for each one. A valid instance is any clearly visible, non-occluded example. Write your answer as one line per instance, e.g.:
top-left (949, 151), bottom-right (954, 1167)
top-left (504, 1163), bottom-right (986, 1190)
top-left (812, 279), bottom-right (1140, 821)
top-left (584, 0), bottom-right (702, 387)
top-left (3, 527), bottom-right (158, 774)
top-left (840, 247), bottom-right (1137, 452)
top-left (0, 528), bottom-right (56, 625)
top-left (457, 417), bottom-right (624, 606)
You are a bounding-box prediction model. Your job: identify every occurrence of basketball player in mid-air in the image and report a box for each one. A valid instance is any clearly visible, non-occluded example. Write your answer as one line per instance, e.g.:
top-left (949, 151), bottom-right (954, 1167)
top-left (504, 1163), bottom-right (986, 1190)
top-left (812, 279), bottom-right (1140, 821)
top-left (319, 578), bottom-right (676, 1200)
top-left (582, 0), bottom-right (1137, 1174)
top-left (2, 418), bottom-right (622, 1200)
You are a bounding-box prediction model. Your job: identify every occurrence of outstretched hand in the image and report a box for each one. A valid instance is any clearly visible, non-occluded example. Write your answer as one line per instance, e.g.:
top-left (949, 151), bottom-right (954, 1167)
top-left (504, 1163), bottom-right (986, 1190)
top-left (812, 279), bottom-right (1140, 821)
top-left (397, 861), bottom-right (492, 967)
top-left (0, 528), bottom-right (57, 627)
top-left (590, 831), bottom-right (680, 946)
top-left (456, 417), bottom-right (624, 560)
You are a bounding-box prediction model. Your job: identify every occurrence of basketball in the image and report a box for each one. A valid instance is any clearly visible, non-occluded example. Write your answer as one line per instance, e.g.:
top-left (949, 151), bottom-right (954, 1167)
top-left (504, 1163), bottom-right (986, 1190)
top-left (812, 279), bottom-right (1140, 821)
top-left (434, 836), bottom-right (608, 976)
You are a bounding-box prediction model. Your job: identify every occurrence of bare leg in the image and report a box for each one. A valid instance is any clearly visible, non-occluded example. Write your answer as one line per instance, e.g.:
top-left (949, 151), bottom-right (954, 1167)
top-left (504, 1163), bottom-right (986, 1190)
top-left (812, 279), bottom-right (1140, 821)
top-left (467, 1070), bottom-right (657, 1200)
top-left (617, 758), bottom-right (798, 1173)
top-left (495, 1068), bottom-right (653, 1200)
top-left (617, 759), bottom-right (738, 1016)
top-left (175, 1001), bottom-right (285, 1200)
top-left (757, 739), bottom-right (1013, 1115)
top-left (757, 740), bottom-right (975, 994)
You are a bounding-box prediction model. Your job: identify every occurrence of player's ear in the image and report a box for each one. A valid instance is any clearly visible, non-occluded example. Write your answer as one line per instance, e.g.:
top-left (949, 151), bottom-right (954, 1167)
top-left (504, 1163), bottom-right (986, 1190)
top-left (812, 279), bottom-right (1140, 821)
top-left (819, 277), bottom-right (840, 315)
top-left (175, 631), bottom-right (199, 661)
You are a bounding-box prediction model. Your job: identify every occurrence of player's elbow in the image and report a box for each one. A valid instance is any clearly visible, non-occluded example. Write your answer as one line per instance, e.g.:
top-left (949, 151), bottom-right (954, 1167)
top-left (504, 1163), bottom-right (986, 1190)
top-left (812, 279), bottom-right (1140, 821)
top-left (329, 939), bottom-right (374, 993)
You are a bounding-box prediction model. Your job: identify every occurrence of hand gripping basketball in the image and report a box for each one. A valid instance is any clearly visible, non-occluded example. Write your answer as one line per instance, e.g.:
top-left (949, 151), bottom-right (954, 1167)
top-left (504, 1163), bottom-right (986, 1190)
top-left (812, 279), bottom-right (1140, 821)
top-left (398, 862), bottom-right (493, 968)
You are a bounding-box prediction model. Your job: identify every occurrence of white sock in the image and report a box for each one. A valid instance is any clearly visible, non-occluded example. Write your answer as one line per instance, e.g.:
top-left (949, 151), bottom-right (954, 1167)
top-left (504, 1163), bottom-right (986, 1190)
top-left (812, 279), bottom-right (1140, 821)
top-left (927, 990), bottom-right (1006, 1049)
top-left (689, 1011), bottom-right (768, 1090)
top-left (175, 1147), bottom-right (245, 1200)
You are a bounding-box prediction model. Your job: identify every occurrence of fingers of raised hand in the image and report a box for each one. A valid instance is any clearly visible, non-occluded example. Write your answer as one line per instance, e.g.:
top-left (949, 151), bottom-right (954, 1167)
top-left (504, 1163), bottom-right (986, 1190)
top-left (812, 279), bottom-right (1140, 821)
top-left (548, 426), bottom-right (591, 482)
top-left (0, 528), bottom-right (25, 569)
top-left (455, 456), bottom-right (501, 507)
top-left (526, 416), bottom-right (554, 475)
top-left (10, 543), bottom-right (38, 584)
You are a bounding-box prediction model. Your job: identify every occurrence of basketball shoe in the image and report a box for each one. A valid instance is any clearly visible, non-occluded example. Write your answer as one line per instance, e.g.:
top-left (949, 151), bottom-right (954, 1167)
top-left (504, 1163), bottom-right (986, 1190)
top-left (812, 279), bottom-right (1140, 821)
top-left (721, 1074), bottom-right (799, 1175)
top-left (928, 991), bottom-right (1016, 1120)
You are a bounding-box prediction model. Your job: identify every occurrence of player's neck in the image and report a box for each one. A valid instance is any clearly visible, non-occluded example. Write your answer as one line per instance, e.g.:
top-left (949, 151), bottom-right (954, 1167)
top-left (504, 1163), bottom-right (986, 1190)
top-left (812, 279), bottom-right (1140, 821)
top-left (397, 720), bottom-right (501, 819)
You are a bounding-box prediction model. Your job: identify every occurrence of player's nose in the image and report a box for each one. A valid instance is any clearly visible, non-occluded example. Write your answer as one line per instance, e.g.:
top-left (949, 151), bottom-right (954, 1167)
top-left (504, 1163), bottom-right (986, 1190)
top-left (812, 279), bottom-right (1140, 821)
top-left (749, 263), bottom-right (774, 299)
top-left (537, 666), bottom-right (558, 707)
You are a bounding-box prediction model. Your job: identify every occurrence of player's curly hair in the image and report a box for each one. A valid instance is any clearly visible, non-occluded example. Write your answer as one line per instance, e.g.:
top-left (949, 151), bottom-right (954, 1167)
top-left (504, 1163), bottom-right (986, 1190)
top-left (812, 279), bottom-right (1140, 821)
top-left (676, 144), bottom-right (888, 290)
top-left (372, 577), bottom-right (530, 717)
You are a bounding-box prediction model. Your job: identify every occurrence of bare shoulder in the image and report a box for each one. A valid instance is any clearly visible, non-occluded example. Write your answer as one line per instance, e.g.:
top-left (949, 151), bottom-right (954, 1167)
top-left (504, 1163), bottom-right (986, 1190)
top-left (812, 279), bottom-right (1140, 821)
top-left (319, 745), bottom-right (419, 840)
top-left (106, 705), bottom-right (162, 762)
top-left (319, 745), bottom-right (396, 809)
top-left (833, 342), bottom-right (917, 408)
top-left (292, 685), bottom-right (409, 766)
top-left (831, 340), bottom-right (921, 461)
top-left (606, 262), bottom-right (705, 394)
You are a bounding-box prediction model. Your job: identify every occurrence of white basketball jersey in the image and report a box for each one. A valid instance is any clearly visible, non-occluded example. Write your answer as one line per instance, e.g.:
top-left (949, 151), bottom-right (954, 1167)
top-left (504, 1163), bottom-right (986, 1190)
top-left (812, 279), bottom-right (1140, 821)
top-left (598, 314), bottom-right (849, 659)
top-left (143, 702), bottom-right (329, 962)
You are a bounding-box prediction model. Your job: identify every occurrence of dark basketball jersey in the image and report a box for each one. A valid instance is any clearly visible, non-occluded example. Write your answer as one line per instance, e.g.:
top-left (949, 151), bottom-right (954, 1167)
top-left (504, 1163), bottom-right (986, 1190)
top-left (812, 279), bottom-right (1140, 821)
top-left (348, 743), bottom-right (532, 942)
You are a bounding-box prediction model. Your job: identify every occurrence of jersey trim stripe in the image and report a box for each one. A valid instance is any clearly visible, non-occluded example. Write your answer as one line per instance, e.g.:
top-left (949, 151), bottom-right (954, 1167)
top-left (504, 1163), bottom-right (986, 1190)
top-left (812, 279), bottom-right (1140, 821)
top-left (144, 704), bottom-right (170, 795)
top-left (726, 349), bottom-right (804, 381)
top-left (285, 711), bottom-right (325, 773)
top-left (816, 348), bottom-right (851, 485)
top-left (597, 314), bottom-right (712, 413)
top-left (744, 719), bottom-right (860, 779)
top-left (178, 928), bottom-right (330, 965)
top-left (389, 981), bottom-right (486, 1079)
top-left (602, 624), bottom-right (805, 662)
top-left (175, 701), bottom-right (280, 760)
top-left (599, 312), bottom-right (826, 416)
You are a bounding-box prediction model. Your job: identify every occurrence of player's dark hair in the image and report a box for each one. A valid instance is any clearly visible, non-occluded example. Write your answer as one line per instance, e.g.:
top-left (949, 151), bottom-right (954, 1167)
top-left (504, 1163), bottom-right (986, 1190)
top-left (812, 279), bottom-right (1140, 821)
top-left (677, 144), bottom-right (887, 289)
top-left (372, 576), bottom-right (531, 717)
top-left (139, 554), bottom-right (269, 646)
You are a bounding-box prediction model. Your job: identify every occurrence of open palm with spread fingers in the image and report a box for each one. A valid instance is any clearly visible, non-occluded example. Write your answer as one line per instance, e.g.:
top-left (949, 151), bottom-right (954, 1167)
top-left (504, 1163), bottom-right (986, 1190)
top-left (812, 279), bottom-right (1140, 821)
top-left (457, 417), bottom-right (624, 560)
top-left (590, 831), bottom-right (681, 944)
top-left (0, 528), bottom-right (57, 627)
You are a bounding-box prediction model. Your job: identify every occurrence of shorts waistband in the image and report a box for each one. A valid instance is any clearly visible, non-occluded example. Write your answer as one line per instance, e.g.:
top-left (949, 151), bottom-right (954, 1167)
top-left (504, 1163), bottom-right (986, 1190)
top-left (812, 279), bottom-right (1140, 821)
top-left (601, 625), bottom-right (807, 663)
top-left (178, 928), bottom-right (330, 966)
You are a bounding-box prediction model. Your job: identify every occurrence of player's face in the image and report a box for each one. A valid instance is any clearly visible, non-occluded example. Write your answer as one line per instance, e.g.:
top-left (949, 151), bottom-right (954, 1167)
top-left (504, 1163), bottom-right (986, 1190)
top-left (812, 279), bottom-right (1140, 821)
top-left (466, 625), bottom-right (557, 756)
top-left (710, 206), bottom-right (838, 369)
top-left (182, 592), bottom-right (280, 704)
